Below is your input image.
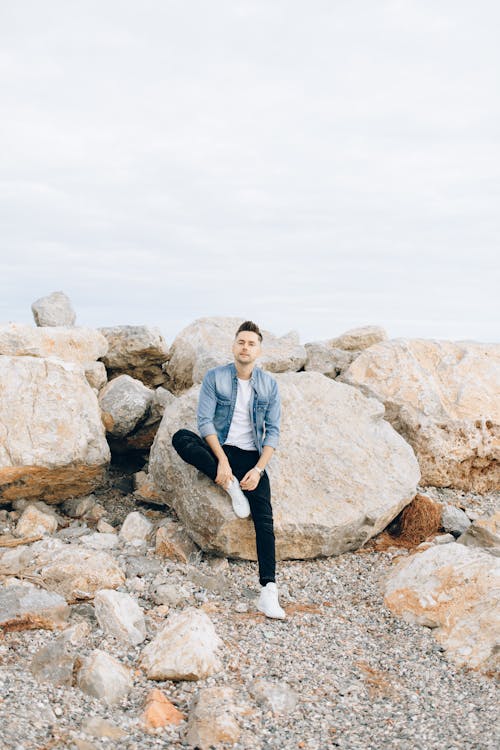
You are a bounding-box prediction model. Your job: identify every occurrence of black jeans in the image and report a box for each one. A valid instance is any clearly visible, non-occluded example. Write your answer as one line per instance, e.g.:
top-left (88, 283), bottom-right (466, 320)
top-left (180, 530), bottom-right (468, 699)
top-left (171, 429), bottom-right (276, 586)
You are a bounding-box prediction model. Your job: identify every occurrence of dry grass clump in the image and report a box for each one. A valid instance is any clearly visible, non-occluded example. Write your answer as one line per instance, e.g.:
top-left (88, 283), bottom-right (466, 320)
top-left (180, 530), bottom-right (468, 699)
top-left (372, 493), bottom-right (442, 551)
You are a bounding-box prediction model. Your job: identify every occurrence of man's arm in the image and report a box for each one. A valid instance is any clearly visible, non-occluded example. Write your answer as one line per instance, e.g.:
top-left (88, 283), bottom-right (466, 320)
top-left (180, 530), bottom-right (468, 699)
top-left (197, 371), bottom-right (233, 488)
top-left (204, 433), bottom-right (233, 487)
top-left (240, 379), bottom-right (280, 491)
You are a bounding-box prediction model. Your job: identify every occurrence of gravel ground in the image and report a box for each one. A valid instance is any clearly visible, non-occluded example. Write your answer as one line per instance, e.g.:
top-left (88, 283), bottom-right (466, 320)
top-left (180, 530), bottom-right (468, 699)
top-left (0, 479), bottom-right (498, 750)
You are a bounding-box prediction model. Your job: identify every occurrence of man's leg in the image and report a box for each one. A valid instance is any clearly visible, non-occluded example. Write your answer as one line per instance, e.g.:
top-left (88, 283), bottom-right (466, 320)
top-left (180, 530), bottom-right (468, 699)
top-left (223, 446), bottom-right (276, 586)
top-left (171, 430), bottom-right (250, 518)
top-left (171, 429), bottom-right (218, 481)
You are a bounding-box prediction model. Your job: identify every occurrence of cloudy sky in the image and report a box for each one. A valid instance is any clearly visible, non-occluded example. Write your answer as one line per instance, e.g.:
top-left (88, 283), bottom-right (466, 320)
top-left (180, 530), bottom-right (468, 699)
top-left (1, 0), bottom-right (499, 345)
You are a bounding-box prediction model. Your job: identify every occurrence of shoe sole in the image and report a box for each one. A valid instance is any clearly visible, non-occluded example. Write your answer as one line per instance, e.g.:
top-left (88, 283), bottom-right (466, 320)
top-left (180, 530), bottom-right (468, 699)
top-left (256, 604), bottom-right (286, 620)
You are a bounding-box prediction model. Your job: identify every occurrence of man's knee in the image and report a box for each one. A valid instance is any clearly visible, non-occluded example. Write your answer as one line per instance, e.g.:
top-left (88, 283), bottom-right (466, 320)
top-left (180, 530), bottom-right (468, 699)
top-left (172, 428), bottom-right (191, 452)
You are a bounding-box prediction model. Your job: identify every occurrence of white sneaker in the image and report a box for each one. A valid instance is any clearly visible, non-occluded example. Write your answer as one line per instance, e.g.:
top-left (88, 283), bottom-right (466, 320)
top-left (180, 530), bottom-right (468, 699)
top-left (225, 478), bottom-right (251, 519)
top-left (257, 582), bottom-right (286, 619)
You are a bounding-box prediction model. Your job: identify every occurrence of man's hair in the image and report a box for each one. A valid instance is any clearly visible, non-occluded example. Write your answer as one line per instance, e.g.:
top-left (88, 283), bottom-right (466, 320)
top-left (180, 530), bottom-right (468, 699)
top-left (235, 320), bottom-right (263, 342)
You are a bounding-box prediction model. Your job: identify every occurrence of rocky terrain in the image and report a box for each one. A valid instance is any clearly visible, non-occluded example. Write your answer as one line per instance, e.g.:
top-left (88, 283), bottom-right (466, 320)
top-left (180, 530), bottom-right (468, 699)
top-left (0, 292), bottom-right (498, 749)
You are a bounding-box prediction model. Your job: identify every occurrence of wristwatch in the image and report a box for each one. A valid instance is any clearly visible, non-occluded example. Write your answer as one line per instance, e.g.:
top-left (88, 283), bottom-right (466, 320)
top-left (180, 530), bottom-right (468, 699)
top-left (253, 466), bottom-right (264, 476)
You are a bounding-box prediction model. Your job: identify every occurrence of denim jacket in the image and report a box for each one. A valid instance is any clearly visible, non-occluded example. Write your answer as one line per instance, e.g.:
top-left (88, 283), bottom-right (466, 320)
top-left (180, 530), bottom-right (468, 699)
top-left (197, 362), bottom-right (280, 454)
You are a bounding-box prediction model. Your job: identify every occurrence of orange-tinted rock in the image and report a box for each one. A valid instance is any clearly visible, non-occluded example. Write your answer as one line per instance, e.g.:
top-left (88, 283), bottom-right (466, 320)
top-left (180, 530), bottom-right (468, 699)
top-left (141, 689), bottom-right (185, 728)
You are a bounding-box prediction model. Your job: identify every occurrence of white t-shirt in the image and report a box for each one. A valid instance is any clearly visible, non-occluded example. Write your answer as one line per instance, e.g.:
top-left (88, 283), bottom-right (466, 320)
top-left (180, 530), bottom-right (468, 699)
top-left (224, 378), bottom-right (257, 450)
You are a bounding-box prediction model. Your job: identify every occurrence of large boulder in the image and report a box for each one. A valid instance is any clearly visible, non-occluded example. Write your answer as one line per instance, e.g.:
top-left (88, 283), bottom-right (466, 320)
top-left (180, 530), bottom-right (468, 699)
top-left (0, 323), bottom-right (108, 365)
top-left (149, 371), bottom-right (420, 559)
top-left (340, 339), bottom-right (500, 492)
top-left (98, 326), bottom-right (169, 387)
top-left (0, 356), bottom-right (110, 502)
top-left (384, 543), bottom-right (500, 675)
top-left (31, 291), bottom-right (76, 327)
top-left (164, 317), bottom-right (307, 393)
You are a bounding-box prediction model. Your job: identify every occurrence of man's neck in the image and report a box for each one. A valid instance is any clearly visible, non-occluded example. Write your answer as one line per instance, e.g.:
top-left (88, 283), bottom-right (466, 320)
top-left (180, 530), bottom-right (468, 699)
top-left (234, 362), bottom-right (254, 380)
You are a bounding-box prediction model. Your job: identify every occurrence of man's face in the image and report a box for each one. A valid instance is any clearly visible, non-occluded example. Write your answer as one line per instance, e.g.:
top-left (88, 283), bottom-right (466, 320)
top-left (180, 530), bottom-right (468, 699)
top-left (232, 330), bottom-right (262, 366)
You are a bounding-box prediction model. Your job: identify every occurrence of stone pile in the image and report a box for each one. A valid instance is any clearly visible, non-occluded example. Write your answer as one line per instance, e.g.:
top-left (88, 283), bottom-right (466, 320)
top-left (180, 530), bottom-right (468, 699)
top-left (0, 293), bottom-right (498, 747)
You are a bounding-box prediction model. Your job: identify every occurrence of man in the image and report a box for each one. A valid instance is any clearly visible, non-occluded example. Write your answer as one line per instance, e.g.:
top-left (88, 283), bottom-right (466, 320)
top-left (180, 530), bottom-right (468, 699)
top-left (171, 321), bottom-right (285, 619)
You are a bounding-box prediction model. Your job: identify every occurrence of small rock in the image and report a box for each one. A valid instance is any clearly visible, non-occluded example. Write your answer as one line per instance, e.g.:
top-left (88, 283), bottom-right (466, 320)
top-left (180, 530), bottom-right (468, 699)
top-left (31, 290), bottom-right (76, 327)
top-left (81, 717), bottom-right (127, 740)
top-left (249, 679), bottom-right (298, 715)
top-left (84, 361), bottom-right (107, 390)
top-left (79, 532), bottom-right (119, 550)
top-left (141, 688), bottom-right (185, 729)
top-left (96, 519), bottom-right (116, 534)
top-left (94, 588), bottom-right (146, 645)
top-left (458, 511), bottom-right (500, 557)
top-left (125, 555), bottom-right (162, 578)
top-left (153, 583), bottom-right (190, 608)
top-left (15, 505), bottom-right (58, 538)
top-left (432, 533), bottom-right (456, 545)
top-left (62, 495), bottom-right (97, 519)
top-left (155, 521), bottom-right (198, 563)
top-left (119, 511), bottom-right (153, 545)
top-left (76, 650), bottom-right (131, 705)
top-left (186, 686), bottom-right (242, 749)
top-left (31, 638), bottom-right (76, 686)
top-left (0, 583), bottom-right (69, 630)
top-left (98, 374), bottom-right (154, 437)
top-left (0, 545), bottom-right (33, 576)
top-left (441, 504), bottom-right (471, 537)
top-left (139, 607), bottom-right (223, 681)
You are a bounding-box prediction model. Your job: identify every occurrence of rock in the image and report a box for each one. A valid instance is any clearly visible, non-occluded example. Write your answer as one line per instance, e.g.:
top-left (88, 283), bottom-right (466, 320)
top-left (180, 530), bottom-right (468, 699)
top-left (84, 361), bottom-right (107, 390)
top-left (93, 589), bottom-right (146, 645)
top-left (185, 686), bottom-right (242, 749)
top-left (133, 472), bottom-right (168, 505)
top-left (31, 291), bottom-right (76, 327)
top-left (458, 511), bottom-right (500, 557)
top-left (119, 386), bottom-right (177, 452)
top-left (62, 495), bottom-right (97, 518)
top-left (0, 322), bottom-right (108, 365)
top-left (0, 582), bottom-right (69, 630)
top-left (340, 338), bottom-right (500, 492)
top-left (79, 532), bottom-right (119, 550)
top-left (14, 505), bottom-right (58, 538)
top-left (125, 555), bottom-right (162, 578)
top-left (31, 637), bottom-right (76, 686)
top-left (249, 679), bottom-right (298, 715)
top-left (155, 521), bottom-right (199, 563)
top-left (96, 519), bottom-right (116, 534)
top-left (76, 649), bottom-right (131, 705)
top-left (328, 325), bottom-right (388, 351)
top-left (149, 372), bottom-right (420, 559)
top-left (432, 533), bottom-right (456, 545)
top-left (141, 689), bottom-right (185, 729)
top-left (35, 546), bottom-right (125, 600)
top-left (0, 545), bottom-right (33, 575)
top-left (139, 607), bottom-right (223, 680)
top-left (119, 511), bottom-right (153, 545)
top-left (152, 583), bottom-right (190, 607)
top-left (304, 342), bottom-right (357, 378)
top-left (98, 374), bottom-right (154, 438)
top-left (384, 543), bottom-right (500, 674)
top-left (98, 325), bottom-right (169, 387)
top-left (164, 317), bottom-right (307, 393)
top-left (441, 504), bottom-right (471, 537)
top-left (0, 356), bottom-right (110, 503)
top-left (81, 717), bottom-right (127, 740)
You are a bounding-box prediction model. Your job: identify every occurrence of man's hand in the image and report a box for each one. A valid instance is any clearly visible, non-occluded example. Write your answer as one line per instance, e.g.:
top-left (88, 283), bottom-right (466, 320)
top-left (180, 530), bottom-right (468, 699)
top-left (215, 457), bottom-right (233, 488)
top-left (240, 468), bottom-right (261, 491)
